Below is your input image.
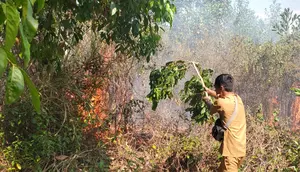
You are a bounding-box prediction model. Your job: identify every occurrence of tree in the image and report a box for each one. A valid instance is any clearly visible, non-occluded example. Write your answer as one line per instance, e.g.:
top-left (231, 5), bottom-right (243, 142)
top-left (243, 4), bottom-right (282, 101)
top-left (0, 0), bottom-right (176, 112)
top-left (264, 0), bottom-right (281, 41)
top-left (232, 0), bottom-right (262, 41)
top-left (273, 8), bottom-right (300, 38)
top-left (169, 0), bottom-right (232, 45)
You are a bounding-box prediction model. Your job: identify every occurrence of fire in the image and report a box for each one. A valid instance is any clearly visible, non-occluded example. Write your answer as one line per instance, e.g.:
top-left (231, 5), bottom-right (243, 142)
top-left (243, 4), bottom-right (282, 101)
top-left (291, 97), bottom-right (300, 131)
top-left (292, 82), bottom-right (300, 131)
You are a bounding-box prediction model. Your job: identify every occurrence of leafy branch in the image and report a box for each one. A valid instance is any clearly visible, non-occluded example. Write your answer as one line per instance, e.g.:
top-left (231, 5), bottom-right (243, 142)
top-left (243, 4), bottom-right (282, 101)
top-left (273, 8), bottom-right (300, 37)
top-left (147, 61), bottom-right (187, 110)
top-left (0, 0), bottom-right (43, 113)
top-left (147, 61), bottom-right (213, 123)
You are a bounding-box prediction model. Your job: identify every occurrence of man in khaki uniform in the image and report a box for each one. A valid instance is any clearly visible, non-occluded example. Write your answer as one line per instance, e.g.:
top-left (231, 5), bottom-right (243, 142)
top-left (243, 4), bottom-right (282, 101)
top-left (204, 74), bottom-right (246, 172)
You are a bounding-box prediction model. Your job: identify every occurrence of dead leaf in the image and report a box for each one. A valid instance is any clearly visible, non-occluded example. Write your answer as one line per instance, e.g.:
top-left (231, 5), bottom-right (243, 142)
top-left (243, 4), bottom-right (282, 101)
top-left (55, 155), bottom-right (69, 161)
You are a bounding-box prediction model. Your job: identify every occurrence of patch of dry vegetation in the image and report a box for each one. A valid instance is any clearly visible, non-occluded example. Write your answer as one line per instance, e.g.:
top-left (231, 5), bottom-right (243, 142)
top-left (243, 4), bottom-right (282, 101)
top-left (109, 113), bottom-right (300, 171)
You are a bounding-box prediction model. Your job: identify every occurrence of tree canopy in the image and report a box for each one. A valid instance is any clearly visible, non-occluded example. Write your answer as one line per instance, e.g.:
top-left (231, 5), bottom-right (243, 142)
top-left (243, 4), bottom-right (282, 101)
top-left (0, 0), bottom-right (176, 112)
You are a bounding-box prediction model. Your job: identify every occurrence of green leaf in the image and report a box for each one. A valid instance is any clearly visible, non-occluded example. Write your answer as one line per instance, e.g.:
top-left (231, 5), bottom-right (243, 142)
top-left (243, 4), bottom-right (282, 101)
top-left (19, 22), bottom-right (31, 67)
top-left (155, 24), bottom-right (159, 32)
top-left (5, 66), bottom-right (25, 104)
top-left (132, 20), bottom-right (140, 37)
top-left (22, 0), bottom-right (28, 19)
top-left (30, 0), bottom-right (37, 5)
top-left (98, 160), bottom-right (105, 169)
top-left (143, 15), bottom-right (149, 29)
top-left (165, 3), bottom-right (174, 25)
top-left (149, 0), bottom-right (153, 8)
top-left (0, 5), bottom-right (6, 25)
top-left (14, 0), bottom-right (23, 7)
top-left (5, 50), bottom-right (17, 64)
top-left (291, 88), bottom-right (300, 96)
top-left (37, 0), bottom-right (45, 13)
top-left (4, 4), bottom-right (20, 51)
top-left (152, 101), bottom-right (158, 110)
top-left (0, 48), bottom-right (8, 77)
top-left (21, 69), bottom-right (41, 113)
top-left (24, 0), bottom-right (38, 42)
top-left (1, 3), bottom-right (6, 14)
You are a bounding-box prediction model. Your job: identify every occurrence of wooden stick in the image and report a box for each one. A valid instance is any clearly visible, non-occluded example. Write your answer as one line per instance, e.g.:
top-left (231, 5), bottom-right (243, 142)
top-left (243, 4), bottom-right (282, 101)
top-left (192, 62), bottom-right (208, 97)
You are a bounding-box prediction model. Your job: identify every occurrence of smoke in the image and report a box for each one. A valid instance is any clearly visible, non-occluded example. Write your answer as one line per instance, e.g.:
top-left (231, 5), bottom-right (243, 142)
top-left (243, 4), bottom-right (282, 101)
top-left (130, 0), bottom-right (300, 128)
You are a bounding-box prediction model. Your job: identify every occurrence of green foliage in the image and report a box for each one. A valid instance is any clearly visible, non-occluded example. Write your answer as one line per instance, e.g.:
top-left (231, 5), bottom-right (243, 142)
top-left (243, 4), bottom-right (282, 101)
top-left (5, 66), bottom-right (24, 104)
top-left (0, 48), bottom-right (8, 77)
top-left (19, 22), bottom-right (31, 67)
top-left (180, 69), bottom-right (213, 123)
top-left (273, 8), bottom-right (300, 38)
top-left (104, 0), bottom-right (176, 60)
top-left (0, 0), bottom-right (176, 113)
top-left (163, 136), bottom-right (203, 171)
top-left (4, 2), bottom-right (20, 51)
top-left (32, 0), bottom-right (176, 70)
top-left (1, 96), bottom-right (84, 170)
top-left (284, 140), bottom-right (300, 170)
top-left (21, 69), bottom-right (41, 113)
top-left (0, 0), bottom-right (41, 113)
top-left (291, 88), bottom-right (300, 96)
top-left (147, 61), bottom-right (213, 123)
top-left (147, 61), bottom-right (187, 110)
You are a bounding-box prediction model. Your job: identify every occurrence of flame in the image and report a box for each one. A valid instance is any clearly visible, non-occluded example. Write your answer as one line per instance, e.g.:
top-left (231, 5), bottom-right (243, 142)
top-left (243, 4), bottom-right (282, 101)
top-left (292, 96), bottom-right (300, 131)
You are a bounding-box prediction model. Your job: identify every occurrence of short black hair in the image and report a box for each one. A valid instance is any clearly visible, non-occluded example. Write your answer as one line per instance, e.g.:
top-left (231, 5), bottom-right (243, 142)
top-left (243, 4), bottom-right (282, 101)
top-left (214, 74), bottom-right (234, 92)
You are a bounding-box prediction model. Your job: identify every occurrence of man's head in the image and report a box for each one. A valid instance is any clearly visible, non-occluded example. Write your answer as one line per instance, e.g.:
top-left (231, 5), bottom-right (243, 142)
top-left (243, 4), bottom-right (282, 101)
top-left (214, 74), bottom-right (234, 96)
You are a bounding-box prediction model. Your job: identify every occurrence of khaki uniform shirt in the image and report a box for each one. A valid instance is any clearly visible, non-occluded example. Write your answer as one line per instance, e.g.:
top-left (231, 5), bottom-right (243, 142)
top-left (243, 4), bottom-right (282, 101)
top-left (211, 94), bottom-right (246, 157)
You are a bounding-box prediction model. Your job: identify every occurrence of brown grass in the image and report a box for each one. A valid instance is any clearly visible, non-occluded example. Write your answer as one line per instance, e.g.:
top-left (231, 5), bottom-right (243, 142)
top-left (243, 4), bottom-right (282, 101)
top-left (108, 112), bottom-right (299, 171)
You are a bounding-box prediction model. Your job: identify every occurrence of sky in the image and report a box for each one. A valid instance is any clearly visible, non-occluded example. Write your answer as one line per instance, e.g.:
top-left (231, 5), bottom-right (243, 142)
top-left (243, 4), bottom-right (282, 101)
top-left (248, 0), bottom-right (300, 18)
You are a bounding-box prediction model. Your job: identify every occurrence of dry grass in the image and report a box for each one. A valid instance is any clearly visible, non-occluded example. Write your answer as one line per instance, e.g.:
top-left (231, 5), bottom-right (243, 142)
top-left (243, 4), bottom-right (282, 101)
top-left (108, 113), bottom-right (300, 171)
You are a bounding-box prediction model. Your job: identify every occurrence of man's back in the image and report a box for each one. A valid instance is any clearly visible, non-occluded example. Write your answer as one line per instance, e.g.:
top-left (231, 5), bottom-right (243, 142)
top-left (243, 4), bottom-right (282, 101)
top-left (217, 94), bottom-right (246, 157)
top-left (205, 74), bottom-right (246, 171)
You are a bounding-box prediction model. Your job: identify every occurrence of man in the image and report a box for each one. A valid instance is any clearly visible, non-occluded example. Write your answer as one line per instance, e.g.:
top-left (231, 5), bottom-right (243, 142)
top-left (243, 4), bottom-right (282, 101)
top-left (204, 74), bottom-right (246, 172)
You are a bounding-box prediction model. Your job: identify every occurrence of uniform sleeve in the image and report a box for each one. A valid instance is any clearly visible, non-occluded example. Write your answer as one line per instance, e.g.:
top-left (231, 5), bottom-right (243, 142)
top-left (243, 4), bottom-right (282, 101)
top-left (210, 98), bottom-right (223, 115)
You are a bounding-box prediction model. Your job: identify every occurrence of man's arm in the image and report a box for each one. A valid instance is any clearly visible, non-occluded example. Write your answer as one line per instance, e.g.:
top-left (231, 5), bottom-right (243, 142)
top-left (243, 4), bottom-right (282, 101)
top-left (204, 87), bottom-right (218, 98)
top-left (203, 97), bottom-right (213, 109)
top-left (203, 96), bottom-right (221, 115)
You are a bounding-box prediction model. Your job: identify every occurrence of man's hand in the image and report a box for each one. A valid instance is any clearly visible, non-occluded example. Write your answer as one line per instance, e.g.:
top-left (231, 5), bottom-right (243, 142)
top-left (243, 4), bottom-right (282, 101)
top-left (204, 87), bottom-right (218, 98)
top-left (203, 96), bottom-right (213, 109)
top-left (203, 96), bottom-right (212, 102)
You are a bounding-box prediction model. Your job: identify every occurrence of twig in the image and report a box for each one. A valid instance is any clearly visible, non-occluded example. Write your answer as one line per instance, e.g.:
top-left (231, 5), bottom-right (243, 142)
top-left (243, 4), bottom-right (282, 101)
top-left (54, 103), bottom-right (68, 136)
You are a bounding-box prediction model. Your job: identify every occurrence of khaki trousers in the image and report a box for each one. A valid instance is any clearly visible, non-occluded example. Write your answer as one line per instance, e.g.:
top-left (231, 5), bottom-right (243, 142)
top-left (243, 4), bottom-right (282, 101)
top-left (218, 156), bottom-right (244, 172)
